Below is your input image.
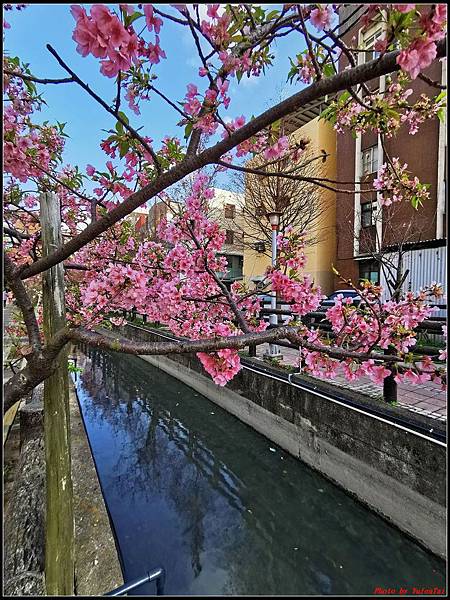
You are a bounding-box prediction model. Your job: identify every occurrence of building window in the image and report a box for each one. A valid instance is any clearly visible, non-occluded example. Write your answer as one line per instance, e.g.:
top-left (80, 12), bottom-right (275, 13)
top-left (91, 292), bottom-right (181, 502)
top-left (224, 204), bottom-right (235, 219)
top-left (253, 240), bottom-right (266, 253)
top-left (362, 29), bottom-right (382, 63)
top-left (225, 230), bottom-right (234, 244)
top-left (361, 145), bottom-right (378, 176)
top-left (359, 260), bottom-right (379, 284)
top-left (361, 202), bottom-right (377, 227)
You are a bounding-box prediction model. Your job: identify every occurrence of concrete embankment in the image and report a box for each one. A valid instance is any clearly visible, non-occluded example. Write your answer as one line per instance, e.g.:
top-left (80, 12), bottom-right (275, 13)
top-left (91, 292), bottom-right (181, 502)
top-left (3, 377), bottom-right (123, 595)
top-left (104, 324), bottom-right (447, 559)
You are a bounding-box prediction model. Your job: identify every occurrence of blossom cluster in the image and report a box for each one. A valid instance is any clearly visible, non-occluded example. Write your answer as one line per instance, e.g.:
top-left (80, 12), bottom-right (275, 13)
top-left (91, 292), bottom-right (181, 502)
top-left (373, 158), bottom-right (430, 208)
top-left (71, 4), bottom-right (165, 78)
top-left (396, 5), bottom-right (446, 80)
top-left (3, 63), bottom-right (66, 183)
top-left (4, 4), bottom-right (448, 392)
top-left (328, 81), bottom-right (445, 139)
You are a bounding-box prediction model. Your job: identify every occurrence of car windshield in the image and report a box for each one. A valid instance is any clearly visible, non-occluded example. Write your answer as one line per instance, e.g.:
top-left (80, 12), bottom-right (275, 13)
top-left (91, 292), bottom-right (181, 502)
top-left (328, 292), bottom-right (358, 300)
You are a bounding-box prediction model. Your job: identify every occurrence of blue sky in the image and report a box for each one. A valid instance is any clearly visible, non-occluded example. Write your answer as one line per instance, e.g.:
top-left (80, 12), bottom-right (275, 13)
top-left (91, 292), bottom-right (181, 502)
top-left (4, 4), bottom-right (309, 190)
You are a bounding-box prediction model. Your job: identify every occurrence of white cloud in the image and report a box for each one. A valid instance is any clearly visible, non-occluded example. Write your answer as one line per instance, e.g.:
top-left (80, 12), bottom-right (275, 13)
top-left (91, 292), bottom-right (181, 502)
top-left (239, 74), bottom-right (261, 88)
top-left (184, 4), bottom-right (226, 21)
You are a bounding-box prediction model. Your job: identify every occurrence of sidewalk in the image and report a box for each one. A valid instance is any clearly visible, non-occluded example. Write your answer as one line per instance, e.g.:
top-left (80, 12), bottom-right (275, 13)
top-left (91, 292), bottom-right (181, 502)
top-left (254, 344), bottom-right (447, 422)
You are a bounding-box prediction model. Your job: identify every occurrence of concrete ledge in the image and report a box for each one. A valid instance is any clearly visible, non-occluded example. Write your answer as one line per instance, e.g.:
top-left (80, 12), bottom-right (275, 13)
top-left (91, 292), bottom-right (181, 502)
top-left (70, 382), bottom-right (123, 594)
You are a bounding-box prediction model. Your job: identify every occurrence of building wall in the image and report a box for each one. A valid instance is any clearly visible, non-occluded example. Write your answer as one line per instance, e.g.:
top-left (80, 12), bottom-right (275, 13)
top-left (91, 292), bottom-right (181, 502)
top-left (209, 188), bottom-right (245, 285)
top-left (294, 117), bottom-right (337, 295)
top-left (379, 242), bottom-right (447, 317)
top-left (242, 245), bottom-right (272, 287)
top-left (242, 118), bottom-right (337, 295)
top-left (209, 188), bottom-right (245, 258)
top-left (335, 7), bottom-right (446, 290)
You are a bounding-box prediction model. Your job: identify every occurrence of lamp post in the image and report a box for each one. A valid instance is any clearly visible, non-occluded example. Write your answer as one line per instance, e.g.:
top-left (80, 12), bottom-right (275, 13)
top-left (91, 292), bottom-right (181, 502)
top-left (265, 211), bottom-right (283, 359)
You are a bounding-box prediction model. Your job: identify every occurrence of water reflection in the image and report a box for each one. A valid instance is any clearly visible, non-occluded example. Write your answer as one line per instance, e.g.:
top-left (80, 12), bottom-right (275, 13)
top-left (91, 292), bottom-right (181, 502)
top-left (75, 346), bottom-right (446, 596)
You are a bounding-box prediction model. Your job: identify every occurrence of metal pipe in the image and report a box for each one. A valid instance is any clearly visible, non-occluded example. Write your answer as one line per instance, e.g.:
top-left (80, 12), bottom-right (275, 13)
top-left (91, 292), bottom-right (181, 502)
top-left (268, 225), bottom-right (279, 356)
top-left (105, 567), bottom-right (166, 596)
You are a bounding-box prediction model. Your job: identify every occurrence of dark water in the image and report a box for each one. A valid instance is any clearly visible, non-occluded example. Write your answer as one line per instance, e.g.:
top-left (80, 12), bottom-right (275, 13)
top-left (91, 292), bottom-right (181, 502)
top-left (74, 347), bottom-right (446, 596)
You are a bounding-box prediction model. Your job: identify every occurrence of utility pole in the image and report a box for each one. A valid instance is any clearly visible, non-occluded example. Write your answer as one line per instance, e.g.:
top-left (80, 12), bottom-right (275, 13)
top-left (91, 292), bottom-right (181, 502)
top-left (40, 192), bottom-right (74, 595)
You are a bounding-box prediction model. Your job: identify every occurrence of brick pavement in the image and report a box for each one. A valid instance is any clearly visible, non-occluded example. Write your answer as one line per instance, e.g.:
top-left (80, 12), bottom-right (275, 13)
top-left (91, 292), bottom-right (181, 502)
top-left (254, 344), bottom-right (447, 422)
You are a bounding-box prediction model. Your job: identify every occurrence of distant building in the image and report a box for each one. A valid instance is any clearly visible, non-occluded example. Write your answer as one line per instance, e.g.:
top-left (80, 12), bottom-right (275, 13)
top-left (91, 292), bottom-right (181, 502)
top-left (130, 198), bottom-right (178, 241)
top-left (209, 188), bottom-right (245, 289)
top-left (242, 100), bottom-right (337, 295)
top-left (127, 204), bottom-right (150, 235)
top-left (334, 5), bottom-right (447, 295)
top-left (127, 188), bottom-right (245, 289)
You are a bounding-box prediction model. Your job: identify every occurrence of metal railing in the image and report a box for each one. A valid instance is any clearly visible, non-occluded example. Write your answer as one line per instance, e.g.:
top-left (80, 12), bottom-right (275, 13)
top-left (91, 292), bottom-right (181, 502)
top-left (105, 567), bottom-right (165, 596)
top-left (252, 301), bottom-right (446, 404)
top-left (123, 299), bottom-right (446, 404)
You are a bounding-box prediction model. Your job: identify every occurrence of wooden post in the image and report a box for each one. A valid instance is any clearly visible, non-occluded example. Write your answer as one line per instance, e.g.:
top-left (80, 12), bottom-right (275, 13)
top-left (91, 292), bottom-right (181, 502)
top-left (40, 192), bottom-right (74, 595)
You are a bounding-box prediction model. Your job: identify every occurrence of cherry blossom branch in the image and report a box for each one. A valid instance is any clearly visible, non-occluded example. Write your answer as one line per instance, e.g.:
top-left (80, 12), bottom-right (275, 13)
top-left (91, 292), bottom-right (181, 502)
top-left (3, 226), bottom-right (32, 240)
top-left (114, 70), bottom-right (121, 113)
top-left (4, 254), bottom-right (42, 354)
top-left (17, 39), bottom-right (447, 282)
top-left (3, 69), bottom-right (74, 84)
top-left (298, 7), bottom-right (322, 80)
top-left (2, 323), bottom-right (298, 411)
top-left (417, 72), bottom-right (446, 89)
top-left (285, 332), bottom-right (404, 363)
top-left (149, 84), bottom-right (193, 120)
top-left (215, 160), bottom-right (375, 195)
top-left (5, 202), bottom-right (41, 222)
top-left (29, 160), bottom-right (96, 206)
top-left (45, 44), bottom-right (162, 173)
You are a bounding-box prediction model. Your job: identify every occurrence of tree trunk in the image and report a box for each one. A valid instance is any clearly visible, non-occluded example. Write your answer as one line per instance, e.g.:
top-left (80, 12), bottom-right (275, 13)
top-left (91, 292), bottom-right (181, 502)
top-left (383, 349), bottom-right (398, 404)
top-left (3, 387), bottom-right (46, 596)
top-left (41, 192), bottom-right (75, 595)
top-left (383, 256), bottom-right (404, 404)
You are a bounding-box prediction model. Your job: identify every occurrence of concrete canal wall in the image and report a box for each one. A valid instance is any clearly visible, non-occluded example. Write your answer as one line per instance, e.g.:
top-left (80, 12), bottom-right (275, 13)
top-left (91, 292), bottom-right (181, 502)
top-left (112, 324), bottom-right (447, 558)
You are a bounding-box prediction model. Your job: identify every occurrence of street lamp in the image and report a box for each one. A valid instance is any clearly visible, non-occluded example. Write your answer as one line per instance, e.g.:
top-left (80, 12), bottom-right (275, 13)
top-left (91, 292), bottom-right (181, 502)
top-left (264, 210), bottom-right (283, 360)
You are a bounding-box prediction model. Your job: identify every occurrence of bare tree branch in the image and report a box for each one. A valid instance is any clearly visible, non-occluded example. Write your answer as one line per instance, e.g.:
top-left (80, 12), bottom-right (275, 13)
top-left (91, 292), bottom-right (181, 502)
top-left (45, 44), bottom-right (162, 173)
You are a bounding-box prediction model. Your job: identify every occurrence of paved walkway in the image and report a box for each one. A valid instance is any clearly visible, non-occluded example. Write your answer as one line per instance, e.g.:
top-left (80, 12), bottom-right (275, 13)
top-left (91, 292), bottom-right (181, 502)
top-left (255, 344), bottom-right (447, 422)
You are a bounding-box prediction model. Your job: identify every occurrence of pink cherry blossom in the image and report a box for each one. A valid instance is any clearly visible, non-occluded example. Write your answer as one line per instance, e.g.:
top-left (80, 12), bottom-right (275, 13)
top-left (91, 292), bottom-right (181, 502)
top-left (310, 5), bottom-right (333, 31)
top-left (207, 5), bottom-right (220, 19)
top-left (143, 4), bottom-right (163, 34)
top-left (263, 136), bottom-right (289, 161)
top-left (397, 38), bottom-right (437, 79)
top-left (394, 4), bottom-right (415, 13)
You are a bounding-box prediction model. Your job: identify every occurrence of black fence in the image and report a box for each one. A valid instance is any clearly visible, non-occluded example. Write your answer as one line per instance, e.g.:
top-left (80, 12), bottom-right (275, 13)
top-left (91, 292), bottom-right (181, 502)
top-left (122, 299), bottom-right (446, 405)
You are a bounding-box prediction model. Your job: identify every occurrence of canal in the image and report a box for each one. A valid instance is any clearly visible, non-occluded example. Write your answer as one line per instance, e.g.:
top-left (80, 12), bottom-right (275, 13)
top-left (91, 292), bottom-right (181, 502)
top-left (74, 346), bottom-right (445, 595)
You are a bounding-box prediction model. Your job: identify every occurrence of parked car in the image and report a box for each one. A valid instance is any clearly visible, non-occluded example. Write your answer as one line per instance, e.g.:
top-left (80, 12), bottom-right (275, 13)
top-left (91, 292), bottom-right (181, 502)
top-left (304, 290), bottom-right (362, 327)
top-left (318, 289), bottom-right (361, 310)
top-left (257, 294), bottom-right (291, 324)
